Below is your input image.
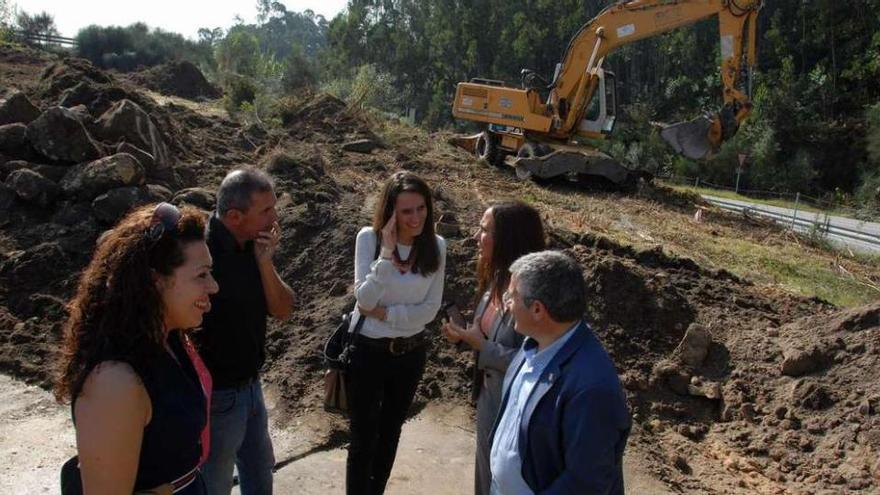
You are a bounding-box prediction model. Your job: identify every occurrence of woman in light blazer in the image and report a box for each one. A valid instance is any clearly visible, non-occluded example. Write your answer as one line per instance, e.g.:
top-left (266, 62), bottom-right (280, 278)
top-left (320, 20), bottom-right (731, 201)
top-left (441, 200), bottom-right (545, 495)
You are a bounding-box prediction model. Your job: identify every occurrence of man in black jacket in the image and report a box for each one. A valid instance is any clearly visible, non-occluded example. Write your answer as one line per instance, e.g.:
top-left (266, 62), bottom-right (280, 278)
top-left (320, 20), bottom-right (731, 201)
top-left (197, 167), bottom-right (295, 495)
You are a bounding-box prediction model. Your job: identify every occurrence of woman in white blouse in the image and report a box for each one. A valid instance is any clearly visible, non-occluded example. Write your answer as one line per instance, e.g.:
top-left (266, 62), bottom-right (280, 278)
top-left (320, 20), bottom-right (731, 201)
top-left (346, 171), bottom-right (446, 495)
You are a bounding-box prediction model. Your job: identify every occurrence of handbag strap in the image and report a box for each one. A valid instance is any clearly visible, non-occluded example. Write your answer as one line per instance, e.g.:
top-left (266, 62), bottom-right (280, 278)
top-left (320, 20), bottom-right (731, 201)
top-left (351, 313), bottom-right (367, 336)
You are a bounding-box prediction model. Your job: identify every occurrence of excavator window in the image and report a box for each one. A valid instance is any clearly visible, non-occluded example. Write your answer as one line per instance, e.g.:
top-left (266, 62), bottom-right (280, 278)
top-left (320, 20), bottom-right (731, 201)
top-left (584, 91), bottom-right (600, 122)
top-left (578, 68), bottom-right (617, 135)
top-left (603, 71), bottom-right (617, 133)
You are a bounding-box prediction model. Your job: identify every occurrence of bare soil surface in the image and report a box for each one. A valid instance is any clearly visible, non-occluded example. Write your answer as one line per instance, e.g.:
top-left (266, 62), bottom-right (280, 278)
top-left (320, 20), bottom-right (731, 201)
top-left (0, 374), bottom-right (674, 495)
top-left (1, 46), bottom-right (879, 493)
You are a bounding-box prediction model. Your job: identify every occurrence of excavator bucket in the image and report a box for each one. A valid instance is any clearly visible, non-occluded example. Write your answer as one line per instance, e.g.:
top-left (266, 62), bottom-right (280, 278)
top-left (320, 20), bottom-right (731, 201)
top-left (660, 115), bottom-right (716, 160)
top-left (447, 133), bottom-right (482, 154)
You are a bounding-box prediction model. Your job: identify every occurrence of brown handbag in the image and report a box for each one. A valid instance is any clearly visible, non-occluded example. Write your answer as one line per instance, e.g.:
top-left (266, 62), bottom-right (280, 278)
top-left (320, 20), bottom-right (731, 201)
top-left (323, 368), bottom-right (349, 414)
top-left (322, 312), bottom-right (366, 415)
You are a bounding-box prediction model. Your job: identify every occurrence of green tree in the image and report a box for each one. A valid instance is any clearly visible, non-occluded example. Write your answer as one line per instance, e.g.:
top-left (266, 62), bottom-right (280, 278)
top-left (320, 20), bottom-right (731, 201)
top-left (16, 10), bottom-right (58, 46)
top-left (0, 0), bottom-right (14, 42)
top-left (76, 23), bottom-right (212, 70)
top-left (216, 30), bottom-right (260, 77)
top-left (281, 42), bottom-right (317, 92)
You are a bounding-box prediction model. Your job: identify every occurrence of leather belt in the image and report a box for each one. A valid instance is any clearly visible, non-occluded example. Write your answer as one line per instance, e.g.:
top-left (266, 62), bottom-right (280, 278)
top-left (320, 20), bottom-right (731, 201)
top-left (356, 333), bottom-right (425, 356)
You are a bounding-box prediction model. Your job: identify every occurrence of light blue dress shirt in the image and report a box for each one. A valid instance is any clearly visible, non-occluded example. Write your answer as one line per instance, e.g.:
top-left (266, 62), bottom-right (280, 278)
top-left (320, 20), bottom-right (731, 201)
top-left (489, 323), bottom-right (579, 495)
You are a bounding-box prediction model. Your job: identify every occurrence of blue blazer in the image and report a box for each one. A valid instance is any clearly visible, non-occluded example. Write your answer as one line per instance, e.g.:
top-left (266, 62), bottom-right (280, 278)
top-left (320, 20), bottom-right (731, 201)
top-left (492, 321), bottom-right (630, 495)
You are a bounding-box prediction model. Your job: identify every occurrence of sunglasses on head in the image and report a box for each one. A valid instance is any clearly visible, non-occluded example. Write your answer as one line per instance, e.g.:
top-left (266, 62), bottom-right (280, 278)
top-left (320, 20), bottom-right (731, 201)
top-left (146, 202), bottom-right (182, 242)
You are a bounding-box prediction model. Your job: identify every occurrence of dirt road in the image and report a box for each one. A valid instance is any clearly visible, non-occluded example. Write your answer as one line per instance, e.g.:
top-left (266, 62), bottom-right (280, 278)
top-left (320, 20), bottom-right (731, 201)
top-left (1, 374), bottom-right (674, 494)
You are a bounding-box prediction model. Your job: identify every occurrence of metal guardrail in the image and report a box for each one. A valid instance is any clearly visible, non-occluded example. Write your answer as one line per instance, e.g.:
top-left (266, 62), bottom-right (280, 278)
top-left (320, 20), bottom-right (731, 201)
top-left (10, 30), bottom-right (77, 47)
top-left (705, 197), bottom-right (880, 252)
top-left (662, 175), bottom-right (872, 220)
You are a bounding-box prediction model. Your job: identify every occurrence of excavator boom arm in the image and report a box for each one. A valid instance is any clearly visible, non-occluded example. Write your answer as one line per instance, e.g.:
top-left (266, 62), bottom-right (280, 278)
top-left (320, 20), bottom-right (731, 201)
top-left (552, 0), bottom-right (761, 151)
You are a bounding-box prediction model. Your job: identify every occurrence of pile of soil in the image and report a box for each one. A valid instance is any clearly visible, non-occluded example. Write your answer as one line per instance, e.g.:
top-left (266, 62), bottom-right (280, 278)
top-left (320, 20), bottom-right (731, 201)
top-left (129, 61), bottom-right (221, 100)
top-left (281, 93), bottom-right (383, 146)
top-left (1, 52), bottom-right (878, 494)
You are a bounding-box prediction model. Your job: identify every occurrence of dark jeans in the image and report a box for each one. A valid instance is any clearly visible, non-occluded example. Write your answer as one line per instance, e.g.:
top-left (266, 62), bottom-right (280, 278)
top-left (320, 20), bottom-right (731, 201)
top-left (201, 379), bottom-right (275, 495)
top-left (345, 340), bottom-right (427, 495)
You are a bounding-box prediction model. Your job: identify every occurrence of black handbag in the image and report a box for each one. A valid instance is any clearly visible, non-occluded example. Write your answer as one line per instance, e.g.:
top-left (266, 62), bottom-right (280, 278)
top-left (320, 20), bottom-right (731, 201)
top-left (60, 455), bottom-right (82, 495)
top-left (324, 231), bottom-right (379, 415)
top-left (322, 312), bottom-right (367, 415)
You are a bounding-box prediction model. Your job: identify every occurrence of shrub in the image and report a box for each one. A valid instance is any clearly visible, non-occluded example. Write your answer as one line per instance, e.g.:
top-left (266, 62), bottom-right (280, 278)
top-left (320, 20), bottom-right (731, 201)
top-left (76, 23), bottom-right (211, 70)
top-left (281, 44), bottom-right (317, 93)
top-left (223, 74), bottom-right (258, 115)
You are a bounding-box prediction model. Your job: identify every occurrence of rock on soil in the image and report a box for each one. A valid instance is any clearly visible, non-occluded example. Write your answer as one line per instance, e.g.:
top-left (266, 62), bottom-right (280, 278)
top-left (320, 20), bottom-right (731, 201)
top-left (95, 99), bottom-right (173, 181)
top-left (92, 185), bottom-right (171, 224)
top-left (60, 153), bottom-right (145, 200)
top-left (6, 168), bottom-right (59, 207)
top-left (0, 91), bottom-right (40, 125)
top-left (342, 139), bottom-right (385, 154)
top-left (130, 61), bottom-right (221, 100)
top-left (171, 187), bottom-right (216, 210)
top-left (0, 123), bottom-right (36, 160)
top-left (25, 106), bottom-right (103, 163)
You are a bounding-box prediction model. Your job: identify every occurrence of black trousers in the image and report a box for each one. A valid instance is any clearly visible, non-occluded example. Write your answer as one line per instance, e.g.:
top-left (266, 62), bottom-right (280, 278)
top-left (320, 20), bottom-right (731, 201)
top-left (345, 340), bottom-right (427, 495)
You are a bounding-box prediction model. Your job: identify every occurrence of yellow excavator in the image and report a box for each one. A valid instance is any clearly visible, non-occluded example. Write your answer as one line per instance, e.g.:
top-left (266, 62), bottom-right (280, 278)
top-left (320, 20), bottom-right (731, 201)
top-left (451, 0), bottom-right (761, 186)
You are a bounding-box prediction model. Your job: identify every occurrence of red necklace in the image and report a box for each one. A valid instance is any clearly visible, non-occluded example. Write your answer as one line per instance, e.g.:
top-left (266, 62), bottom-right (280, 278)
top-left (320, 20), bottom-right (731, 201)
top-left (392, 245), bottom-right (415, 274)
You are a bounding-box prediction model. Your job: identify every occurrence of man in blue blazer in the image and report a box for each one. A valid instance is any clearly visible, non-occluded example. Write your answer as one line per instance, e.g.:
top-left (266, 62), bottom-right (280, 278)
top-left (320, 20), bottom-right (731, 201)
top-left (490, 251), bottom-right (630, 495)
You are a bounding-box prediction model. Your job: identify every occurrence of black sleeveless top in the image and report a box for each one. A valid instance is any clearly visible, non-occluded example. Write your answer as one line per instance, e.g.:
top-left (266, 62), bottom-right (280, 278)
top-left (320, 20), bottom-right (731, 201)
top-left (73, 331), bottom-right (207, 493)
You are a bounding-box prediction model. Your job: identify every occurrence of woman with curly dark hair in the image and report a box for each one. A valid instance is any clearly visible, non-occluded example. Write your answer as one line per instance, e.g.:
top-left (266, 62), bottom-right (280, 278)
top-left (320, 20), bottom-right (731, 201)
top-left (55, 203), bottom-right (219, 494)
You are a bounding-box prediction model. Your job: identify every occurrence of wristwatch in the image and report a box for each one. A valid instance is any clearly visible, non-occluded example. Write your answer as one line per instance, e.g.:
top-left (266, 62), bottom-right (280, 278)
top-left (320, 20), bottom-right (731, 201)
top-left (380, 246), bottom-right (394, 260)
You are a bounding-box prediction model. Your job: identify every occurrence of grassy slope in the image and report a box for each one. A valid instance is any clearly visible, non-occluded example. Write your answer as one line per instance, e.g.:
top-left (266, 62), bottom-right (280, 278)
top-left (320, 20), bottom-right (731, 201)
top-left (378, 121), bottom-right (880, 308)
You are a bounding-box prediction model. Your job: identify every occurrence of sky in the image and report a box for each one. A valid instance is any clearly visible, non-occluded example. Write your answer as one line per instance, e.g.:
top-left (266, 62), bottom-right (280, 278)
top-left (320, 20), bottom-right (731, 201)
top-left (10, 0), bottom-right (349, 39)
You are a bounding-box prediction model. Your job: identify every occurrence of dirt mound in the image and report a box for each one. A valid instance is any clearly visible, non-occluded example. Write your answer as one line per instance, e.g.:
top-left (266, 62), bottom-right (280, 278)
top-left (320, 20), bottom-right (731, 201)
top-left (39, 57), bottom-right (114, 100)
top-left (569, 238), bottom-right (878, 493)
top-left (281, 93), bottom-right (380, 145)
top-left (0, 56), bottom-right (279, 388)
top-left (130, 61), bottom-right (221, 100)
top-left (702, 303), bottom-right (880, 492)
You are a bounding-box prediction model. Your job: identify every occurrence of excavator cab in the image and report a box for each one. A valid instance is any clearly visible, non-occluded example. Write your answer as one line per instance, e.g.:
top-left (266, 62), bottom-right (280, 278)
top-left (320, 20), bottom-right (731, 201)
top-left (578, 69), bottom-right (617, 136)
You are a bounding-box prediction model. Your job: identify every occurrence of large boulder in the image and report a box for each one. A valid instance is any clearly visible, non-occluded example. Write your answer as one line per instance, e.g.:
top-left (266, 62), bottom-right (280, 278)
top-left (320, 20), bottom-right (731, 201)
top-left (0, 159), bottom-right (27, 180)
top-left (0, 242), bottom-right (70, 295)
top-left (95, 99), bottom-right (173, 180)
top-left (60, 153), bottom-right (145, 200)
top-left (1, 160), bottom-right (68, 182)
top-left (0, 182), bottom-right (15, 217)
top-left (59, 81), bottom-right (101, 109)
top-left (66, 104), bottom-right (92, 123)
top-left (92, 185), bottom-right (171, 224)
top-left (0, 92), bottom-right (41, 125)
top-left (116, 142), bottom-right (156, 176)
top-left (0, 123), bottom-right (26, 148)
top-left (0, 123), bottom-right (38, 160)
top-left (171, 187), bottom-right (215, 210)
top-left (25, 106), bottom-right (103, 163)
top-left (6, 168), bottom-right (60, 207)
